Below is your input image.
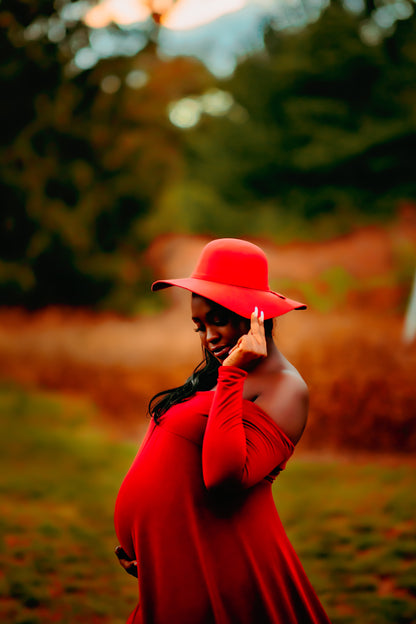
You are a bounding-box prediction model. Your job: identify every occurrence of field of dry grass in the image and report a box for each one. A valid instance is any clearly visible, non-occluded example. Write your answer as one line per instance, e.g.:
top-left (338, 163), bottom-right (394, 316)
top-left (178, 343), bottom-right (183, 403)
top-left (0, 214), bottom-right (415, 453)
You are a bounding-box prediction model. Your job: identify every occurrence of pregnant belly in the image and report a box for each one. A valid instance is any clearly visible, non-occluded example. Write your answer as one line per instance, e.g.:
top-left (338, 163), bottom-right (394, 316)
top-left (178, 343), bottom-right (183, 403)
top-left (114, 465), bottom-right (156, 558)
top-left (114, 457), bottom-right (176, 559)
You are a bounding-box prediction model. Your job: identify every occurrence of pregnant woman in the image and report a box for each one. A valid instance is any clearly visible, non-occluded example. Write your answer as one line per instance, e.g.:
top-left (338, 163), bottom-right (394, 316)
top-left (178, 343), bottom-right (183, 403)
top-left (114, 238), bottom-right (331, 623)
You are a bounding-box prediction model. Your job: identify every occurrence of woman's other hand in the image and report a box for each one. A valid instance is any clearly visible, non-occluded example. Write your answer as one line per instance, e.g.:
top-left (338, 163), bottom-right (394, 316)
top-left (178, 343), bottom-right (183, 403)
top-left (223, 307), bottom-right (267, 370)
top-left (115, 545), bottom-right (138, 578)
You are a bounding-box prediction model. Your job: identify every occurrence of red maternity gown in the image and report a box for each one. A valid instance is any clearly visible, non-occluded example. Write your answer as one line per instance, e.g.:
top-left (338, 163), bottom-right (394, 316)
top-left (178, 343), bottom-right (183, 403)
top-left (114, 366), bottom-right (331, 624)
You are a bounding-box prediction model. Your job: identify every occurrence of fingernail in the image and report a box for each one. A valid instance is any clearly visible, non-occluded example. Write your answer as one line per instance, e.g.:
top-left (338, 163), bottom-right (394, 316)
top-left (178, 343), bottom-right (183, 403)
top-left (260, 310), bottom-right (264, 322)
top-left (254, 306), bottom-right (258, 316)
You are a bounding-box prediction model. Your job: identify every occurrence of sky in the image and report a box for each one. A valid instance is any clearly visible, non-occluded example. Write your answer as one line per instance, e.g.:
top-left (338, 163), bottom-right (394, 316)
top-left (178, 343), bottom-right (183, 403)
top-left (80, 0), bottom-right (323, 77)
top-left (85, 0), bottom-right (259, 30)
top-left (68, 0), bottom-right (409, 79)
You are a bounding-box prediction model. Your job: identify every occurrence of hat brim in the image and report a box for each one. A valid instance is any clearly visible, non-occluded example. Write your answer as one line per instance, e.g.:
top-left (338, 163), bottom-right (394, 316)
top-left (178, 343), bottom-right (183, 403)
top-left (151, 278), bottom-right (306, 319)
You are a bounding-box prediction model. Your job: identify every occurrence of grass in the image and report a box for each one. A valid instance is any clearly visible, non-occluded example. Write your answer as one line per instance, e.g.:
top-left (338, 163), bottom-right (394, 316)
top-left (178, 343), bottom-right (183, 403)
top-left (275, 460), bottom-right (416, 623)
top-left (1, 383), bottom-right (415, 623)
top-left (0, 384), bottom-right (138, 623)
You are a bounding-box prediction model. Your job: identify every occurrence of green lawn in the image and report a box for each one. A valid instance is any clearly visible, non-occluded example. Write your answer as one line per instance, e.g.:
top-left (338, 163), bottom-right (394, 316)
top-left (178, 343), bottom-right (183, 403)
top-left (0, 384), bottom-right (138, 623)
top-left (0, 383), bottom-right (415, 623)
top-left (275, 460), bottom-right (416, 623)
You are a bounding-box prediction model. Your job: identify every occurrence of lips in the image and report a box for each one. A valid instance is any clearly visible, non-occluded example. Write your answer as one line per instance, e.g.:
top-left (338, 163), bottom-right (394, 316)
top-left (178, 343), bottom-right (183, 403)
top-left (211, 345), bottom-right (232, 360)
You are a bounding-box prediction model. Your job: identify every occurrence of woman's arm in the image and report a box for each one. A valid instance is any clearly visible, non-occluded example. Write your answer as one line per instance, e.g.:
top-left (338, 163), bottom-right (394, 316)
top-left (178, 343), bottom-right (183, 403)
top-left (202, 309), bottom-right (307, 490)
top-left (223, 307), bottom-right (308, 445)
top-left (202, 366), bottom-right (295, 490)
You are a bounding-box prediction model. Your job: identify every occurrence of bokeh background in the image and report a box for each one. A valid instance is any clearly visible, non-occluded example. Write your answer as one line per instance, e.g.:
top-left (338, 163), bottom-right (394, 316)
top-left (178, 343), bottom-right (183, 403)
top-left (1, 0), bottom-right (416, 622)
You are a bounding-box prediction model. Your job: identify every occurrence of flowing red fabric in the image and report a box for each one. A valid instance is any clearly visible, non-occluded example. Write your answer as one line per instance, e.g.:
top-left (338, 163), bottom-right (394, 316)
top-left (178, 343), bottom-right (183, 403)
top-left (114, 366), bottom-right (331, 624)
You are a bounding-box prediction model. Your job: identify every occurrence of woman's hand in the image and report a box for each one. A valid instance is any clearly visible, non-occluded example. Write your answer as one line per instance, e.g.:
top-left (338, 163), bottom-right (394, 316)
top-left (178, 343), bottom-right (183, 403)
top-left (223, 307), bottom-right (267, 370)
top-left (115, 546), bottom-right (138, 578)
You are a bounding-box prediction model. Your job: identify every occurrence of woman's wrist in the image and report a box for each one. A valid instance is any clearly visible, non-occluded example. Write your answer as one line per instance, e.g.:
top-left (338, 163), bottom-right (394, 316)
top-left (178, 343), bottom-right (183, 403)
top-left (218, 365), bottom-right (248, 379)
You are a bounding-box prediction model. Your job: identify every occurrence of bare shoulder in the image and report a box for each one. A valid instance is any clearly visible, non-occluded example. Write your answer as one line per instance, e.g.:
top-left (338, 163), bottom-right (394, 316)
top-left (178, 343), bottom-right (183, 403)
top-left (254, 368), bottom-right (309, 445)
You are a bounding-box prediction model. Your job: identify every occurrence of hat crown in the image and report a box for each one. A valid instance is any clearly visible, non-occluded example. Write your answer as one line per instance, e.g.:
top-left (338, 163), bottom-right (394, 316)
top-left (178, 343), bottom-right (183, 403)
top-left (191, 238), bottom-right (270, 291)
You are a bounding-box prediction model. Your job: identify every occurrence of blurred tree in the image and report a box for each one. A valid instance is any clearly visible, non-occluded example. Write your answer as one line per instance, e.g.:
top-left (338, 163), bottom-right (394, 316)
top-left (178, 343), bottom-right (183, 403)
top-left (0, 1), bottom-right (212, 310)
top-left (2, 0), bottom-right (415, 311)
top-left (178, 1), bottom-right (416, 238)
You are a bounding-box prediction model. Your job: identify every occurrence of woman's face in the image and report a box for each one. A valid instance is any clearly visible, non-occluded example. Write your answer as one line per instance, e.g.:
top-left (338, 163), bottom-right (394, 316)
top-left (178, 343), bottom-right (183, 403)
top-left (191, 295), bottom-right (249, 363)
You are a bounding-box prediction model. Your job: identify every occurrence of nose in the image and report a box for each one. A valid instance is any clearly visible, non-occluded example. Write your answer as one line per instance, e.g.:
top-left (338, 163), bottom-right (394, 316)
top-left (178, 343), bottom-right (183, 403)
top-left (205, 325), bottom-right (220, 345)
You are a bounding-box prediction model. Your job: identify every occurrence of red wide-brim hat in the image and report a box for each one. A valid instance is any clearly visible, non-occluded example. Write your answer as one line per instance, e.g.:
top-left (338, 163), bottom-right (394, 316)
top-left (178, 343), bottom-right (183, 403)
top-left (151, 238), bottom-right (306, 320)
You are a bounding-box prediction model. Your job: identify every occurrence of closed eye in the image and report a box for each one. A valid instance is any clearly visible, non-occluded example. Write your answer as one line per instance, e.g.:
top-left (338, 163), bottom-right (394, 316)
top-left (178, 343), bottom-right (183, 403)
top-left (207, 313), bottom-right (229, 327)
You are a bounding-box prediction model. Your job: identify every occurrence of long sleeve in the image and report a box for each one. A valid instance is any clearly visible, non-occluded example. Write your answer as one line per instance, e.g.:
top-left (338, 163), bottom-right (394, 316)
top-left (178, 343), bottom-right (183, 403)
top-left (202, 366), bottom-right (295, 490)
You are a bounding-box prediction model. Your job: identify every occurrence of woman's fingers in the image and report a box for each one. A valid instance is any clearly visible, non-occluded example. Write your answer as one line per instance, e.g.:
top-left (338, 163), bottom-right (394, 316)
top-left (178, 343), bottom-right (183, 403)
top-left (124, 561), bottom-right (138, 577)
top-left (115, 546), bottom-right (138, 578)
top-left (250, 307), bottom-right (267, 356)
top-left (223, 307), bottom-right (267, 367)
top-left (250, 307), bottom-right (265, 339)
top-left (115, 545), bottom-right (130, 560)
top-left (250, 307), bottom-right (259, 332)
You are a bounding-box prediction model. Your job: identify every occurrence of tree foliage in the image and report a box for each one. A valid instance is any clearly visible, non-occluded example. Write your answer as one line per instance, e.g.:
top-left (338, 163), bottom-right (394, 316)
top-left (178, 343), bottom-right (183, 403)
top-left (178, 2), bottom-right (416, 238)
top-left (1, 1), bottom-right (416, 310)
top-left (0, 1), bottom-right (212, 309)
